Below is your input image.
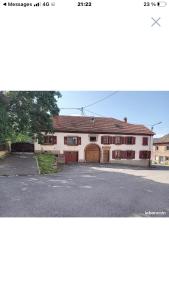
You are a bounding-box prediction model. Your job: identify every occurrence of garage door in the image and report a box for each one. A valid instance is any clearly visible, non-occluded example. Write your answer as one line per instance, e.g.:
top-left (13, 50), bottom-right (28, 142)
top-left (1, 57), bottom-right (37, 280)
top-left (64, 151), bottom-right (78, 164)
top-left (85, 144), bottom-right (100, 163)
top-left (11, 142), bottom-right (34, 153)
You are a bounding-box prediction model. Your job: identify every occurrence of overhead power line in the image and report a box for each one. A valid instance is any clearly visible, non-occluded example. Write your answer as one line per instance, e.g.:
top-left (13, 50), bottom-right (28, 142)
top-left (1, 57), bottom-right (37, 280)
top-left (59, 91), bottom-right (118, 116)
top-left (83, 91), bottom-right (118, 108)
top-left (84, 109), bottom-right (106, 117)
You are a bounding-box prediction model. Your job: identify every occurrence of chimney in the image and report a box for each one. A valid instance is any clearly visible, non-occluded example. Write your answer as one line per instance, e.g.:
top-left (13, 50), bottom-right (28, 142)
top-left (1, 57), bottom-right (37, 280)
top-left (124, 117), bottom-right (127, 123)
top-left (91, 117), bottom-right (95, 126)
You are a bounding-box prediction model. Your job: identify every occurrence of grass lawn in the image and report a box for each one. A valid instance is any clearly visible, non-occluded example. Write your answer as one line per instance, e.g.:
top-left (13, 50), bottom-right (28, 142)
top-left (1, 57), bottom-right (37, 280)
top-left (36, 153), bottom-right (57, 174)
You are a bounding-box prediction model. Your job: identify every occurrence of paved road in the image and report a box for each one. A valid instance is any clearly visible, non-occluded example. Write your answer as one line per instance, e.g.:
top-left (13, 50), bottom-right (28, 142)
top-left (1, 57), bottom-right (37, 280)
top-left (0, 164), bottom-right (169, 217)
top-left (0, 153), bottom-right (38, 176)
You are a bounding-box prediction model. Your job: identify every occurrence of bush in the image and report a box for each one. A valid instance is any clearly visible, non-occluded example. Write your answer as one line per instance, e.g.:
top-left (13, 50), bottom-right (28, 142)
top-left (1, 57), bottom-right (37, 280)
top-left (36, 153), bottom-right (57, 174)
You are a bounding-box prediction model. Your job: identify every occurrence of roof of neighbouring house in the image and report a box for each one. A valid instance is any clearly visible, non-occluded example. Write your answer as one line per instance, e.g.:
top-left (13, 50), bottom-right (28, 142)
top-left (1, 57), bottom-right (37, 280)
top-left (52, 115), bottom-right (154, 135)
top-left (153, 134), bottom-right (169, 144)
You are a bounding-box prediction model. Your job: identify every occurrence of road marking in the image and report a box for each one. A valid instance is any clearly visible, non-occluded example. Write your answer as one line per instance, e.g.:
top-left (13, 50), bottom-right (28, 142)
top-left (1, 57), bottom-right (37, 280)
top-left (145, 189), bottom-right (153, 193)
top-left (80, 185), bottom-right (92, 189)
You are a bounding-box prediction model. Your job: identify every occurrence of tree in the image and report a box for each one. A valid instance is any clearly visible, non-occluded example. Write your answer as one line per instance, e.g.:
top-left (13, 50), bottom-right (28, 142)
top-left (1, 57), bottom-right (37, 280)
top-left (7, 91), bottom-right (61, 140)
top-left (0, 92), bottom-right (11, 143)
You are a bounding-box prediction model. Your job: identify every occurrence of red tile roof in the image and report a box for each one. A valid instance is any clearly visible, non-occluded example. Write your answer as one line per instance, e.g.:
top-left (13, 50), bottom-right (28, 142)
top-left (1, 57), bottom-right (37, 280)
top-left (52, 115), bottom-right (154, 135)
top-left (153, 134), bottom-right (169, 144)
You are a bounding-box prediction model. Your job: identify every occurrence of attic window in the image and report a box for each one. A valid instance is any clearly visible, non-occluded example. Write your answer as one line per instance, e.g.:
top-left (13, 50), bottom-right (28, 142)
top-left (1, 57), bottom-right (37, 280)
top-left (90, 136), bottom-right (97, 142)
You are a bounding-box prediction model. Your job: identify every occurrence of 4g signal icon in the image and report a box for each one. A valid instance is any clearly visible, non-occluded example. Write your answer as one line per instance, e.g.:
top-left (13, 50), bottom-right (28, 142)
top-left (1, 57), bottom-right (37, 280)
top-left (34, 2), bottom-right (41, 6)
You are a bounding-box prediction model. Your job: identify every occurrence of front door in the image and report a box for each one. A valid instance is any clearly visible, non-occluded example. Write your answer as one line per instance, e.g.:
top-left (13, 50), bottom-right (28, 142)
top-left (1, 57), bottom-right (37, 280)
top-left (103, 150), bottom-right (109, 163)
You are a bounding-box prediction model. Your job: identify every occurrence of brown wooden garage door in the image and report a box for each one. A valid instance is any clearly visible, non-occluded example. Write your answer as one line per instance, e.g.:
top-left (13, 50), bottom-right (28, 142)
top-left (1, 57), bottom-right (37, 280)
top-left (85, 144), bottom-right (100, 163)
top-left (64, 151), bottom-right (78, 164)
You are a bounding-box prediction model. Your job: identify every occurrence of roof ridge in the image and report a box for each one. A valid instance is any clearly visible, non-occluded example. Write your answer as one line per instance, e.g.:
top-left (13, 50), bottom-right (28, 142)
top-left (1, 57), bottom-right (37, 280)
top-left (52, 115), bottom-right (153, 135)
top-left (54, 115), bottom-right (149, 127)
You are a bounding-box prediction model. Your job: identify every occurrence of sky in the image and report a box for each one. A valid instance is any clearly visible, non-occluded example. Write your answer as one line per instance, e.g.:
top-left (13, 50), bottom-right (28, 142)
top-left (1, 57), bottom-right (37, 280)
top-left (57, 91), bottom-right (169, 137)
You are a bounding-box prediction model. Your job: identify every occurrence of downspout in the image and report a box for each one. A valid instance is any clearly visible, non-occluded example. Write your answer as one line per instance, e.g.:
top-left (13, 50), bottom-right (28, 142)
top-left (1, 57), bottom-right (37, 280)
top-left (149, 134), bottom-right (152, 168)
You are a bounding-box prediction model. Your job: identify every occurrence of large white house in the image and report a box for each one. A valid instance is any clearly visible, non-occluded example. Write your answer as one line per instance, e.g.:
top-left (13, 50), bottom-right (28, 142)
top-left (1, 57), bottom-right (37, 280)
top-left (35, 115), bottom-right (154, 167)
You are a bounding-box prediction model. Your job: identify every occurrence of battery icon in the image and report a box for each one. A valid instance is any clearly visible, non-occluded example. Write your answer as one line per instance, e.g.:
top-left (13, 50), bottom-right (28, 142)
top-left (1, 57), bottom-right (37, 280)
top-left (157, 1), bottom-right (167, 6)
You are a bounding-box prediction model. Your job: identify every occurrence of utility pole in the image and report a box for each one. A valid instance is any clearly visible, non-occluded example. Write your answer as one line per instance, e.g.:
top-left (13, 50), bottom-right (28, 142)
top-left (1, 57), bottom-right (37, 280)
top-left (80, 107), bottom-right (85, 115)
top-left (149, 122), bottom-right (162, 167)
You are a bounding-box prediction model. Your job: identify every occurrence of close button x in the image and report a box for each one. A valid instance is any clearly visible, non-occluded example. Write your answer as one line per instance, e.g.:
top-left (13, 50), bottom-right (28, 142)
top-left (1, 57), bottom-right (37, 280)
top-left (151, 17), bottom-right (161, 26)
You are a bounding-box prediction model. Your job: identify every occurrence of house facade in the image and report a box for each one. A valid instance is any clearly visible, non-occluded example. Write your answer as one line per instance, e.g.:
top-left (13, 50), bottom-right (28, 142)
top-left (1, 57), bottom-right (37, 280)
top-left (35, 115), bottom-right (154, 167)
top-left (153, 134), bottom-right (169, 163)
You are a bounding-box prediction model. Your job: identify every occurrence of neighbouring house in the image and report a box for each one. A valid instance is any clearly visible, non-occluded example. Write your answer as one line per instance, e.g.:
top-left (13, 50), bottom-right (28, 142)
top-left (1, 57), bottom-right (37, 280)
top-left (34, 115), bottom-right (154, 167)
top-left (153, 134), bottom-right (169, 163)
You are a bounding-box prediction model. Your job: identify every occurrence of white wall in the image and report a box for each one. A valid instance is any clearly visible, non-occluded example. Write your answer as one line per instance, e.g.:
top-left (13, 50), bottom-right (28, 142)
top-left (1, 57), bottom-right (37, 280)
top-left (34, 132), bottom-right (152, 161)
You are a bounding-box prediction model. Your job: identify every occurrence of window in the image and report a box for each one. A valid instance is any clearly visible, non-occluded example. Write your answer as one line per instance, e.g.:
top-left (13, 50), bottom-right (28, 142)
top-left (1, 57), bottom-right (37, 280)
top-left (64, 136), bottom-right (81, 145)
top-left (142, 137), bottom-right (148, 146)
top-left (43, 135), bottom-right (57, 145)
top-left (112, 150), bottom-right (123, 159)
top-left (115, 136), bottom-right (121, 144)
top-left (101, 136), bottom-right (111, 144)
top-left (125, 150), bottom-right (135, 159)
top-left (114, 150), bottom-right (122, 159)
top-left (166, 146), bottom-right (169, 150)
top-left (156, 146), bottom-right (159, 150)
top-left (90, 136), bottom-right (97, 142)
top-left (139, 151), bottom-right (151, 159)
top-left (67, 137), bottom-right (77, 145)
top-left (125, 136), bottom-right (136, 145)
top-left (112, 150), bottom-right (135, 159)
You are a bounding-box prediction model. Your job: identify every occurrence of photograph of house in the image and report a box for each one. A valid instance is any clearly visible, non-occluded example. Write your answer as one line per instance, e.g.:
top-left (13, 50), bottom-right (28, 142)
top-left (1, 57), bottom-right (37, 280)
top-left (35, 115), bottom-right (154, 167)
top-left (0, 91), bottom-right (169, 217)
top-left (153, 134), bottom-right (169, 164)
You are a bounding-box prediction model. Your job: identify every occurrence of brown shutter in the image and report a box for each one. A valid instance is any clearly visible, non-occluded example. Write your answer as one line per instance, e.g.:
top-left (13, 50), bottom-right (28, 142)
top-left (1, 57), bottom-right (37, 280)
top-left (64, 137), bottom-right (67, 145)
top-left (112, 151), bottom-right (115, 159)
top-left (121, 151), bottom-right (125, 159)
top-left (112, 136), bottom-right (116, 144)
top-left (115, 136), bottom-right (118, 144)
top-left (101, 136), bottom-right (104, 144)
top-left (77, 137), bottom-right (81, 145)
top-left (132, 137), bottom-right (136, 144)
top-left (120, 151), bottom-right (123, 158)
top-left (49, 136), bottom-right (53, 144)
top-left (108, 136), bottom-right (112, 144)
top-left (124, 137), bottom-right (128, 144)
top-left (44, 136), bottom-right (48, 144)
top-left (132, 151), bottom-right (135, 159)
top-left (53, 136), bottom-right (57, 144)
top-left (123, 151), bottom-right (126, 158)
top-left (120, 137), bottom-right (124, 144)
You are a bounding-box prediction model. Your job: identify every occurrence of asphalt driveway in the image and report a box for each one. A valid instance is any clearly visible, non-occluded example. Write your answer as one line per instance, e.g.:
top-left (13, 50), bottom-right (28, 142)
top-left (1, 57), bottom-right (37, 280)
top-left (0, 164), bottom-right (169, 217)
top-left (0, 153), bottom-right (38, 176)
